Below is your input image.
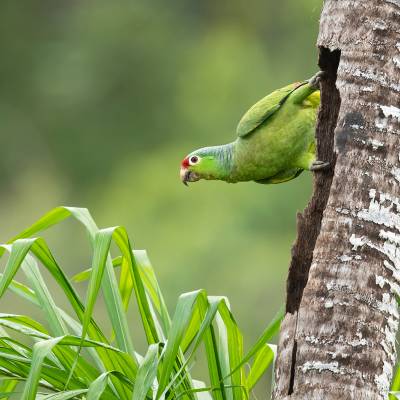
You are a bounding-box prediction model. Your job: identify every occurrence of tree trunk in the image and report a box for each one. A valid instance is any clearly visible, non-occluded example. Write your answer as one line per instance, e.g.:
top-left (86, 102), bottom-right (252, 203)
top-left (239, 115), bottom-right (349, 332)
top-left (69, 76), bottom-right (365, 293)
top-left (272, 0), bottom-right (400, 399)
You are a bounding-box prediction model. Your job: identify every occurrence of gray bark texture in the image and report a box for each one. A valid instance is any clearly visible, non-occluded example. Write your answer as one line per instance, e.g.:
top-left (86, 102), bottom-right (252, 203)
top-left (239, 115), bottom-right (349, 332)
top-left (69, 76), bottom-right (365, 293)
top-left (272, 0), bottom-right (400, 399)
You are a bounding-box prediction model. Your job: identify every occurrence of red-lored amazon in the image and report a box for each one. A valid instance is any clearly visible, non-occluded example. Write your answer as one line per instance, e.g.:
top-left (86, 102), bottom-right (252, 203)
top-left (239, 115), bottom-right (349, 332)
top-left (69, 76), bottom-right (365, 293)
top-left (180, 72), bottom-right (328, 186)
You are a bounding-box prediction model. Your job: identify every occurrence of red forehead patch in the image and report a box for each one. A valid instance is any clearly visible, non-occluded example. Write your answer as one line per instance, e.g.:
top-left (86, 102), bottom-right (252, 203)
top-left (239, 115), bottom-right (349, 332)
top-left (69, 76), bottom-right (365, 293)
top-left (181, 157), bottom-right (189, 168)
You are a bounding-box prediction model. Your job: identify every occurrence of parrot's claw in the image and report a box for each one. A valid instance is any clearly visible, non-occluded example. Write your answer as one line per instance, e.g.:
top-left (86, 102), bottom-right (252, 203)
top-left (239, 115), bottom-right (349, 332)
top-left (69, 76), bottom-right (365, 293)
top-left (310, 160), bottom-right (330, 171)
top-left (308, 71), bottom-right (327, 89)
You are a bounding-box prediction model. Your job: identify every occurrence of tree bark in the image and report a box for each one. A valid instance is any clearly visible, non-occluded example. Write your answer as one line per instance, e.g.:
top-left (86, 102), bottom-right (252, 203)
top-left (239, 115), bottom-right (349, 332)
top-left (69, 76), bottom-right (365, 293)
top-left (273, 1), bottom-right (400, 399)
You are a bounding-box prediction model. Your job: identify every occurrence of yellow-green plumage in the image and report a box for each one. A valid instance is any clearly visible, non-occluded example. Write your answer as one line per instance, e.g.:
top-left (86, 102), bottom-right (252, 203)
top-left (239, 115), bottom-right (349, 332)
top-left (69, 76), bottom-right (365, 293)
top-left (232, 82), bottom-right (319, 183)
top-left (180, 77), bottom-right (323, 185)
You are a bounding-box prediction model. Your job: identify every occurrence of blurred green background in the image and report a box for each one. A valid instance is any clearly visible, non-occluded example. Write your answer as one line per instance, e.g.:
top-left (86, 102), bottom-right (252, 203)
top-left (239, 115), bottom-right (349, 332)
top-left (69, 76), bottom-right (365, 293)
top-left (0, 0), bottom-right (321, 395)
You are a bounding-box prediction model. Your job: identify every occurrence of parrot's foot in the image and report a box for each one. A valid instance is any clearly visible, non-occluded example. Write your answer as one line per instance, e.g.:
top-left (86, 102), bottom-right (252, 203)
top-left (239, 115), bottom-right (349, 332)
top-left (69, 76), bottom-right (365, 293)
top-left (310, 160), bottom-right (330, 171)
top-left (308, 71), bottom-right (327, 90)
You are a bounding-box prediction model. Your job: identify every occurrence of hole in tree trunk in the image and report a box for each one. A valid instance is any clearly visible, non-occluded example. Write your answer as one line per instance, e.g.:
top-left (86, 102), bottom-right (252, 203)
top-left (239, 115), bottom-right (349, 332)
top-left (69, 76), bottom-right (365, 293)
top-left (285, 47), bottom-right (341, 314)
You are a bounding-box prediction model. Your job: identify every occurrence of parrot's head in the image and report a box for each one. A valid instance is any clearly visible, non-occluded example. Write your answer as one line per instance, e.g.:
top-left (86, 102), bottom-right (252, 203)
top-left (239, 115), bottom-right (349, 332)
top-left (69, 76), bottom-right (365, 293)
top-left (180, 147), bottom-right (224, 186)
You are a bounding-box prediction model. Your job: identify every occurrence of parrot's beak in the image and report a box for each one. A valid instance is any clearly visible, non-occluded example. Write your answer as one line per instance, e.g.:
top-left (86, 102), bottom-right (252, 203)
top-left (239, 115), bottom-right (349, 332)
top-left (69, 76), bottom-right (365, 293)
top-left (180, 168), bottom-right (189, 186)
top-left (180, 168), bottom-right (199, 186)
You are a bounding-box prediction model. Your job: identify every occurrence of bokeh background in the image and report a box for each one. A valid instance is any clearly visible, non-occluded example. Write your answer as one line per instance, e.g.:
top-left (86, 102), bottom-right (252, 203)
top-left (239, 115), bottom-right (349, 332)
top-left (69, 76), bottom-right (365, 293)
top-left (0, 0), bottom-right (321, 396)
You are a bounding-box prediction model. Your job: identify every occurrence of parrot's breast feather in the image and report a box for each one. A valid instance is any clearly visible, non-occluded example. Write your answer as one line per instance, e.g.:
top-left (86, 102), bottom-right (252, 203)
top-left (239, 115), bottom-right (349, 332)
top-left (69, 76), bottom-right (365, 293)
top-left (236, 82), bottom-right (306, 138)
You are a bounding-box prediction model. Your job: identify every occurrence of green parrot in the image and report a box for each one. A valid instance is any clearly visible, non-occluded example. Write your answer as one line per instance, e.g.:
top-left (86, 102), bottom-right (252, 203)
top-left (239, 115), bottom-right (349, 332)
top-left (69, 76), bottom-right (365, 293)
top-left (180, 72), bottom-right (328, 186)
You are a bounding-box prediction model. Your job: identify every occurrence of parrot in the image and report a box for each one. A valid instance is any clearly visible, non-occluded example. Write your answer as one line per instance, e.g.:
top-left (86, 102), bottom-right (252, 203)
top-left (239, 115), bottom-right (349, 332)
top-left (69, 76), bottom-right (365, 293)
top-left (180, 72), bottom-right (328, 186)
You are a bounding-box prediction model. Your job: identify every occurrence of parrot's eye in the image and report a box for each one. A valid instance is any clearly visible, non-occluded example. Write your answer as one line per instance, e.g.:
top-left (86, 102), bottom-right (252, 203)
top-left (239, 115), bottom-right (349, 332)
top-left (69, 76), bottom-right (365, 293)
top-left (189, 155), bottom-right (200, 165)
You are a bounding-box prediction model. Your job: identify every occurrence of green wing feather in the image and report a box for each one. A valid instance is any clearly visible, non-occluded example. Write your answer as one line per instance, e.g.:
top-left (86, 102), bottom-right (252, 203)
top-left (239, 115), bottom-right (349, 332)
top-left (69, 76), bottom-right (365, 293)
top-left (236, 81), bottom-right (306, 138)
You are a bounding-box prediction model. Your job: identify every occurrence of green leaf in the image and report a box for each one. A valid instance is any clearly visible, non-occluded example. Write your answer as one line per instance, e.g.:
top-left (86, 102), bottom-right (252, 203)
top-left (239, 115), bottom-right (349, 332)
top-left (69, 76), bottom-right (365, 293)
top-left (3, 207), bottom-right (72, 250)
top-left (86, 372), bottom-right (114, 400)
top-left (86, 371), bottom-right (133, 400)
top-left (119, 256), bottom-right (133, 312)
top-left (0, 377), bottom-right (19, 400)
top-left (81, 228), bottom-right (118, 348)
top-left (391, 364), bottom-right (400, 400)
top-left (224, 306), bottom-right (283, 380)
top-left (72, 256), bottom-right (122, 283)
top-left (246, 344), bottom-right (276, 390)
top-left (21, 336), bottom-right (65, 400)
top-left (0, 273), bottom-right (39, 306)
top-left (0, 241), bottom-right (32, 298)
top-left (20, 252), bottom-right (68, 336)
top-left (214, 299), bottom-right (243, 400)
top-left (111, 227), bottom-right (159, 345)
top-left (0, 391), bottom-right (20, 400)
top-left (156, 290), bottom-right (205, 399)
top-left (38, 389), bottom-right (88, 400)
top-left (0, 313), bottom-right (49, 338)
top-left (132, 344), bottom-right (159, 400)
top-left (135, 250), bottom-right (171, 338)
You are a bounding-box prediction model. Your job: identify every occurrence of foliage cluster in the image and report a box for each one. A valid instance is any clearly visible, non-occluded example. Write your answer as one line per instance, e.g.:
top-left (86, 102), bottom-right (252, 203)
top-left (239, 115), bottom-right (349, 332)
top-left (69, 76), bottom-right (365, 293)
top-left (0, 207), bottom-right (282, 399)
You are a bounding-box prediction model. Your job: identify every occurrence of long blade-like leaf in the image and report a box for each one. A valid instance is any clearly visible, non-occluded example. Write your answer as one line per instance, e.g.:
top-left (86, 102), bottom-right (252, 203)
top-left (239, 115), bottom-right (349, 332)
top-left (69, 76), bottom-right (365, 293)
top-left (39, 389), bottom-right (88, 400)
top-left (21, 337), bottom-right (65, 400)
top-left (132, 344), bottom-right (159, 400)
top-left (224, 306), bottom-right (283, 380)
top-left (246, 344), bottom-right (276, 390)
